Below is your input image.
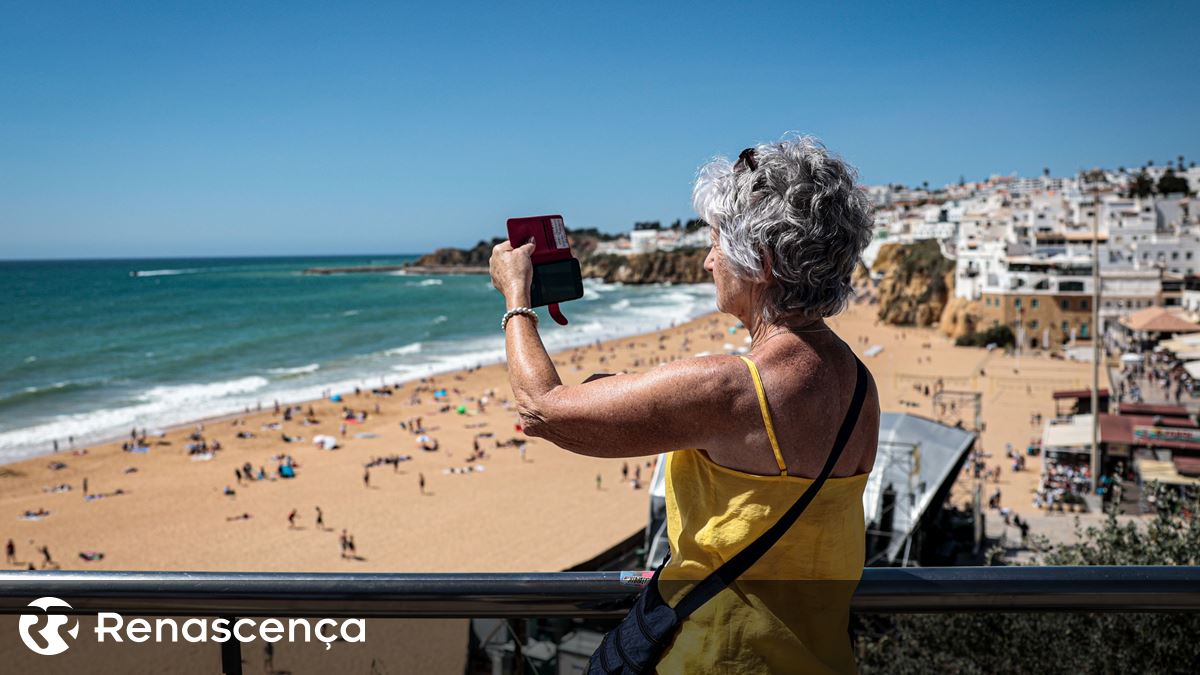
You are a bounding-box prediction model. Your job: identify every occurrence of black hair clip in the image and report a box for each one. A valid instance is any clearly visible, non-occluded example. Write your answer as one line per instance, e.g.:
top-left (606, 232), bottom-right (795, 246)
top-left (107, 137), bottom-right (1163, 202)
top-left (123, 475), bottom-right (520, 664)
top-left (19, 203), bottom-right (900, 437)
top-left (734, 147), bottom-right (758, 172)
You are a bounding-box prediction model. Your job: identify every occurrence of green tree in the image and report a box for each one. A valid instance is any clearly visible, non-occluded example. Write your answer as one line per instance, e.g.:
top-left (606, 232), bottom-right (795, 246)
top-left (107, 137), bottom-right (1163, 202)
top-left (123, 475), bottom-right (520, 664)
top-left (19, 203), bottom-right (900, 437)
top-left (1127, 171), bottom-right (1156, 198)
top-left (855, 484), bottom-right (1200, 674)
top-left (1157, 169), bottom-right (1191, 196)
top-left (955, 324), bottom-right (1015, 348)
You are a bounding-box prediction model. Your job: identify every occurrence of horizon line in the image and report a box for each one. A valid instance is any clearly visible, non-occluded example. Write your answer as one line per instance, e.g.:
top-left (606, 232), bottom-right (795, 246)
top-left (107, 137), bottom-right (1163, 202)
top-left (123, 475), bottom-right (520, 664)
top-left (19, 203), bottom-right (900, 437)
top-left (0, 253), bottom-right (427, 263)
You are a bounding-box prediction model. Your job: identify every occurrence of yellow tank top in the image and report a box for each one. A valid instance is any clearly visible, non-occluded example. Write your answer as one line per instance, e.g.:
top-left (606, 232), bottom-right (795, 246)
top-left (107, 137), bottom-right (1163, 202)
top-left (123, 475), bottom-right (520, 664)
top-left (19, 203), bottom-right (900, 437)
top-left (656, 356), bottom-right (869, 674)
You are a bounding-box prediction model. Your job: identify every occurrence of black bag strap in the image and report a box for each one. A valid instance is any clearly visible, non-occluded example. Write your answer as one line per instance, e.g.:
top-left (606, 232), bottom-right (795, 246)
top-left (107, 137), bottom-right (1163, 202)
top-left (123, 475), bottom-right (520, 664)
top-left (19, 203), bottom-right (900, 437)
top-left (673, 356), bottom-right (869, 619)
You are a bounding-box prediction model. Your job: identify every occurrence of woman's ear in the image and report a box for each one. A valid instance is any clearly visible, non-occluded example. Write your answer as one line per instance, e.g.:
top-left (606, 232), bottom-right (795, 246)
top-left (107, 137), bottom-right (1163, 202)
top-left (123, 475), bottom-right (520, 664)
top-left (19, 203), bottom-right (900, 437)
top-left (757, 246), bottom-right (775, 284)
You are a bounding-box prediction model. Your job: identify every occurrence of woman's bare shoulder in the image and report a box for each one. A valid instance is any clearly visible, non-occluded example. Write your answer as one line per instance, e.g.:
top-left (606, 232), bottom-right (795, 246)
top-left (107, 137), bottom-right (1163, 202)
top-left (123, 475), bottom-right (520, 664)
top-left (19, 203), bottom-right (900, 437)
top-left (652, 354), bottom-right (755, 399)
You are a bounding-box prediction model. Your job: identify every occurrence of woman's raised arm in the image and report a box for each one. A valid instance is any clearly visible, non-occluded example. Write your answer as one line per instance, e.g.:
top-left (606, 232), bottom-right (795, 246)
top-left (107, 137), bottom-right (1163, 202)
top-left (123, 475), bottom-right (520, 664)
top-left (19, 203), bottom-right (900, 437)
top-left (516, 349), bottom-right (737, 458)
top-left (491, 238), bottom-right (739, 458)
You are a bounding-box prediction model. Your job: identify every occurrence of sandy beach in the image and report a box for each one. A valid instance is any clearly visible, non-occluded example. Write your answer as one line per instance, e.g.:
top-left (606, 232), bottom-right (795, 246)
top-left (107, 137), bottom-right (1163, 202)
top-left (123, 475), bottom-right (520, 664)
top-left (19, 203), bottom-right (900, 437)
top-left (1, 292), bottom-right (1096, 573)
top-left (1, 292), bottom-right (1096, 673)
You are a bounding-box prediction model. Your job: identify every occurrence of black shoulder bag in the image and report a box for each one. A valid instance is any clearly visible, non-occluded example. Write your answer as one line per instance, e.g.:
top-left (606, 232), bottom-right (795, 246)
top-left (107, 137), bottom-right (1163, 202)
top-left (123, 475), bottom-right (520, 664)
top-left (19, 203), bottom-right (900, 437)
top-left (588, 357), bottom-right (869, 674)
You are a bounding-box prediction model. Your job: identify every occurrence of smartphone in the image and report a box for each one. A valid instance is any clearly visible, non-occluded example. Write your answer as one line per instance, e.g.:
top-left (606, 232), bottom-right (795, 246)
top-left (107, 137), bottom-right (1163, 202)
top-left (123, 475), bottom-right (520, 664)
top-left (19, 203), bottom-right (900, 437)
top-left (507, 214), bottom-right (584, 310)
top-left (530, 258), bottom-right (584, 307)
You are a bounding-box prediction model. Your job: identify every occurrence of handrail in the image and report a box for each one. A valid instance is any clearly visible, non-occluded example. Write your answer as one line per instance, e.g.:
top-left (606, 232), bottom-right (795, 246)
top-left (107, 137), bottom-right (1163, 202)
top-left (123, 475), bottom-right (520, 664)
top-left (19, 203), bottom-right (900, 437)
top-left (1, 566), bottom-right (1199, 616)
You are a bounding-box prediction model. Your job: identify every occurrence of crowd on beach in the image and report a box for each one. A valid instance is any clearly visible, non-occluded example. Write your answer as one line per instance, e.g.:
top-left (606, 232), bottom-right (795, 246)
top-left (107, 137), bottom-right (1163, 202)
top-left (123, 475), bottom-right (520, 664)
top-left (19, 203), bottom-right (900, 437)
top-left (7, 298), bottom-right (1103, 574)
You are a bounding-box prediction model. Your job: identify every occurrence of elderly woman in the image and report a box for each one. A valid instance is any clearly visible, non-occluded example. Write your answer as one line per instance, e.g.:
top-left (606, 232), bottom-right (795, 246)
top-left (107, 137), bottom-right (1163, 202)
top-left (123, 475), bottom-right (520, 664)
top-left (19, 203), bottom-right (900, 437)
top-left (489, 136), bottom-right (879, 674)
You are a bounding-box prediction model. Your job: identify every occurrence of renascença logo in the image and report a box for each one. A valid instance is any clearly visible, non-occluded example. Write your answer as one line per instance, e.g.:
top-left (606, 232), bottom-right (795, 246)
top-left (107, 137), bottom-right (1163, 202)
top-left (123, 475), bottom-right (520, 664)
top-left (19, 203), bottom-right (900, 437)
top-left (16, 597), bottom-right (366, 655)
top-left (18, 597), bottom-right (80, 655)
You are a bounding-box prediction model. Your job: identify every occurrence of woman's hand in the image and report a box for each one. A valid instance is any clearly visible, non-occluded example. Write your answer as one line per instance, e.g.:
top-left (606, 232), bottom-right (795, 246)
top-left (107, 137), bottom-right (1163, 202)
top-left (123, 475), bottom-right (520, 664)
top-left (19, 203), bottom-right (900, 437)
top-left (490, 239), bottom-right (536, 306)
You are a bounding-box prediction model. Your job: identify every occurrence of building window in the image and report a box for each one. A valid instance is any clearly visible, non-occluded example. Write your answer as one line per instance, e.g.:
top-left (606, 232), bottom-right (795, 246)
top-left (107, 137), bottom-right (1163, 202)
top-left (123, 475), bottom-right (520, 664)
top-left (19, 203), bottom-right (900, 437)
top-left (1030, 320), bottom-right (1039, 329)
top-left (1173, 251), bottom-right (1180, 260)
top-left (1061, 300), bottom-right (1069, 310)
top-left (1080, 322), bottom-right (1089, 338)
top-left (1031, 299), bottom-right (1039, 309)
top-left (1081, 299), bottom-right (1089, 310)
top-left (1188, 252), bottom-right (1194, 260)
top-left (1014, 298), bottom-right (1022, 309)
top-left (1061, 320), bottom-right (1069, 333)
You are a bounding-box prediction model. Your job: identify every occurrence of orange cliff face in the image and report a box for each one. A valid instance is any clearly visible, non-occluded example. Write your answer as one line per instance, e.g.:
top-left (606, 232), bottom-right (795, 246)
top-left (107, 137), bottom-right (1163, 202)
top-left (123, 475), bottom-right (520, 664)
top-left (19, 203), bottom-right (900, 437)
top-left (870, 240), bottom-right (956, 329)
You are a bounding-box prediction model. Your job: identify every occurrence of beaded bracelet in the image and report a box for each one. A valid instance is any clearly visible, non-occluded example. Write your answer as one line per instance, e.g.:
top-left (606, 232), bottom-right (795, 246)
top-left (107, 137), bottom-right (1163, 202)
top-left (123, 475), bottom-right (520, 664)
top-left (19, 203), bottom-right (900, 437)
top-left (501, 307), bottom-right (539, 331)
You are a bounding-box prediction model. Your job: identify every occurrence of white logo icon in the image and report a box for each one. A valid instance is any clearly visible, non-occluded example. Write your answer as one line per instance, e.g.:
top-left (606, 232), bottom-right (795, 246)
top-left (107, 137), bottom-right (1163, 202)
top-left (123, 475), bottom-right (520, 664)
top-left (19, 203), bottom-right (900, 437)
top-left (18, 597), bottom-right (79, 655)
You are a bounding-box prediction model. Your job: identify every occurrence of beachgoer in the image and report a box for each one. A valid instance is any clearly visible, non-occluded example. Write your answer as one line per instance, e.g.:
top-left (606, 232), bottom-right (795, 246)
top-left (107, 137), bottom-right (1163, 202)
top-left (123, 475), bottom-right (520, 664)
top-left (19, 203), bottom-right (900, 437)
top-left (419, 473), bottom-right (426, 495)
top-left (596, 473), bottom-right (601, 491)
top-left (363, 468), bottom-right (370, 488)
top-left (339, 529), bottom-right (349, 559)
top-left (5, 539), bottom-right (14, 564)
top-left (39, 545), bottom-right (53, 568)
top-left (622, 462), bottom-right (629, 482)
top-left (288, 509), bottom-right (298, 529)
top-left (82, 477), bottom-right (88, 497)
top-left (316, 506), bottom-right (325, 529)
top-left (489, 136), bottom-right (878, 673)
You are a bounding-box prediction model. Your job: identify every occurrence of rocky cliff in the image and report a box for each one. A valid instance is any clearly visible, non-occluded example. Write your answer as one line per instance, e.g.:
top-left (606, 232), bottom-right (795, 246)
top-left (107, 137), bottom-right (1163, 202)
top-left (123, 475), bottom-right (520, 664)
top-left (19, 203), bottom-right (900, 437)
top-left (938, 296), bottom-right (984, 340)
top-left (409, 234), bottom-right (709, 285)
top-left (871, 240), bottom-right (956, 328)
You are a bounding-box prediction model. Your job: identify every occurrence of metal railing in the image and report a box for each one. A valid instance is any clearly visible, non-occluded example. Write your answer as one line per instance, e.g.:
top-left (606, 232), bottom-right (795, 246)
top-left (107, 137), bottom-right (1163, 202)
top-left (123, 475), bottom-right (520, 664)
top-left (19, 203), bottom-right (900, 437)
top-left (2, 566), bottom-right (1199, 673)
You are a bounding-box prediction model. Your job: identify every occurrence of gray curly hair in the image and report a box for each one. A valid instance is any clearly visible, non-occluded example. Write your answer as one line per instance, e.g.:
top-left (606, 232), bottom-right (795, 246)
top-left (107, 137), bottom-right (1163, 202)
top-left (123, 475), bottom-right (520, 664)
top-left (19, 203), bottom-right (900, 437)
top-left (692, 135), bottom-right (873, 322)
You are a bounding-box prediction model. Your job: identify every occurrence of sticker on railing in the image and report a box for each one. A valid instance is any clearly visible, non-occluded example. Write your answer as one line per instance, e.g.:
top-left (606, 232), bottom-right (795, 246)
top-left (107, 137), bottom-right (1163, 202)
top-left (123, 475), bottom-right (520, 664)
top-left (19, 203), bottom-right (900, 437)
top-left (620, 571), bottom-right (655, 587)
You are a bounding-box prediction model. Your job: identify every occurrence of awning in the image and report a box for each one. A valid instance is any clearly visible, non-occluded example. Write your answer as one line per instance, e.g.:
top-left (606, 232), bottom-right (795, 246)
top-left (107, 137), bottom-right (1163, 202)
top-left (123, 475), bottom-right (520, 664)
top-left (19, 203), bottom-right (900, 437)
top-left (1041, 415), bottom-right (1094, 453)
top-left (1119, 307), bottom-right (1200, 333)
top-left (1052, 388), bottom-right (1109, 400)
top-left (1117, 402), bottom-right (1191, 418)
top-left (1100, 414), bottom-right (1200, 451)
top-left (1185, 361), bottom-right (1200, 379)
top-left (1136, 458), bottom-right (1200, 487)
top-left (1158, 335), bottom-right (1200, 352)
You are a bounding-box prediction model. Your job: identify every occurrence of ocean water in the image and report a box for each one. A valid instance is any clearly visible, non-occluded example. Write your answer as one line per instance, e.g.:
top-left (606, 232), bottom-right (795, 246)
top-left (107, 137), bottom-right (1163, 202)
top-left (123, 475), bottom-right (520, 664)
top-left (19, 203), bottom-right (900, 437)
top-left (0, 256), bottom-right (716, 464)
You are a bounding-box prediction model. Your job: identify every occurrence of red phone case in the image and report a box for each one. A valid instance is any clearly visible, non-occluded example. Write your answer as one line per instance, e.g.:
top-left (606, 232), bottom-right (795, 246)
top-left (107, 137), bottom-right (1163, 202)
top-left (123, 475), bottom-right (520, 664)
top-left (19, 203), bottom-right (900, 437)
top-left (507, 215), bottom-right (574, 325)
top-left (507, 215), bottom-right (573, 264)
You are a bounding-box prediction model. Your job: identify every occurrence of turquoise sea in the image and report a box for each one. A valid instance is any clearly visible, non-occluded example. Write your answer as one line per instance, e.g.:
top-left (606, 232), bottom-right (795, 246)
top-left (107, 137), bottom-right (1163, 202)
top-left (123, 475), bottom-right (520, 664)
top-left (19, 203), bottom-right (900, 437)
top-left (0, 256), bottom-right (716, 464)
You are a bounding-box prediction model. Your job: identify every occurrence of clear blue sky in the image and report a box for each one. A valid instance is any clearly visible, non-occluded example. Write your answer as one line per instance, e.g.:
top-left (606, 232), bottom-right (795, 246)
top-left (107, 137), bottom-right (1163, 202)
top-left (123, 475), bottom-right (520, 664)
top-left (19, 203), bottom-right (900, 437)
top-left (2, 0), bottom-right (1198, 259)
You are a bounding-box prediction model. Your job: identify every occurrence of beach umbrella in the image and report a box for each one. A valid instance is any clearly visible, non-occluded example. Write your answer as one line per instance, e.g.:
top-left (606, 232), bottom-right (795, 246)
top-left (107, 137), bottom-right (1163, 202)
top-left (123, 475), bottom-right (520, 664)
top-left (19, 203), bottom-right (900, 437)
top-left (330, 394), bottom-right (342, 402)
